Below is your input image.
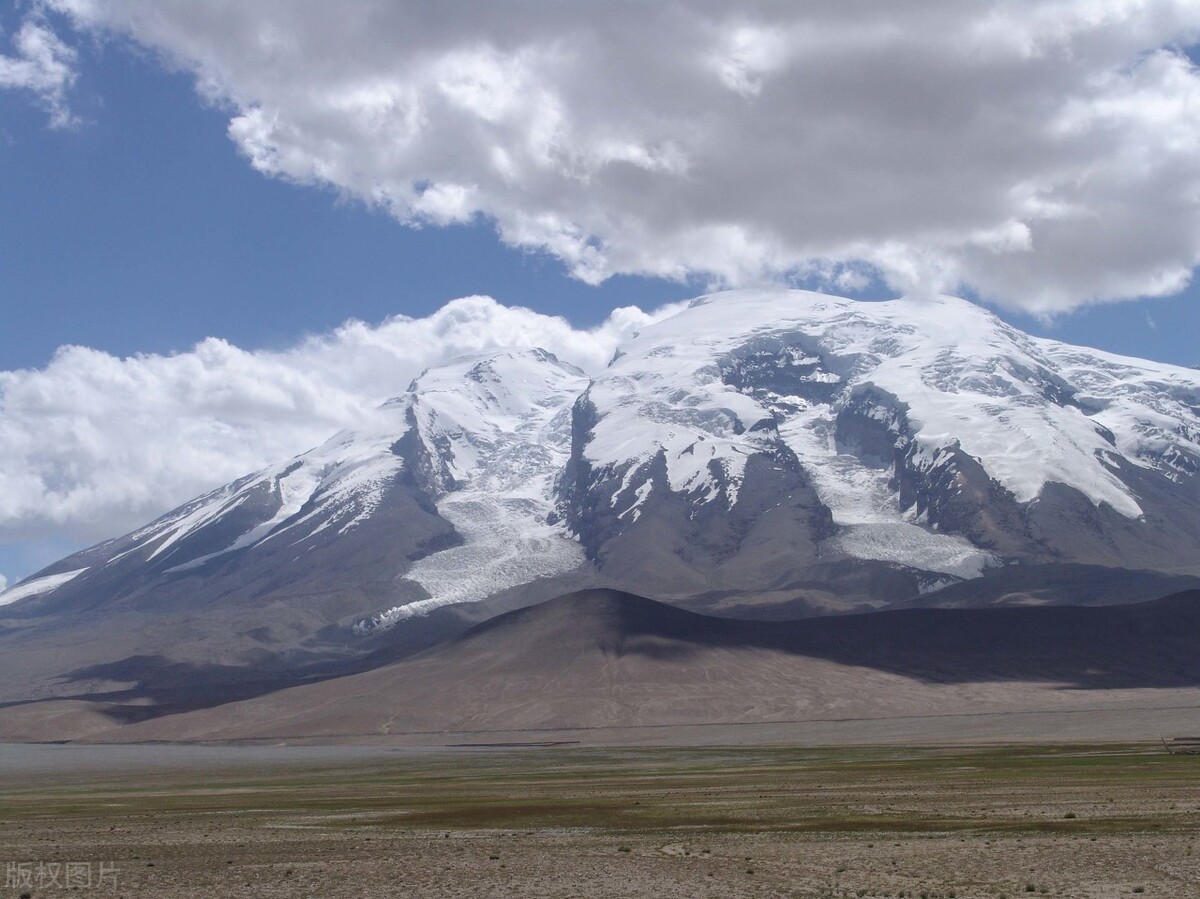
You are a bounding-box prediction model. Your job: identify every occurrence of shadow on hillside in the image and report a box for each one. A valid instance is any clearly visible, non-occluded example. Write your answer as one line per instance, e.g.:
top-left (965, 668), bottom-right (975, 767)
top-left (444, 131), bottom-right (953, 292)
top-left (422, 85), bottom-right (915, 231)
top-left (586, 588), bottom-right (1200, 691)
top-left (10, 602), bottom-right (473, 723)
top-left (15, 588), bottom-right (1200, 725)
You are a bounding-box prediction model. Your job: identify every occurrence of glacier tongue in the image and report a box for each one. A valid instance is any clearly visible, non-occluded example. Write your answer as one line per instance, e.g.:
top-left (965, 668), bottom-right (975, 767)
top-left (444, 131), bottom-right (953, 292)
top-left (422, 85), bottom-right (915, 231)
top-left (374, 495), bottom-right (585, 625)
top-left (367, 349), bottom-right (588, 626)
top-left (776, 405), bottom-right (996, 578)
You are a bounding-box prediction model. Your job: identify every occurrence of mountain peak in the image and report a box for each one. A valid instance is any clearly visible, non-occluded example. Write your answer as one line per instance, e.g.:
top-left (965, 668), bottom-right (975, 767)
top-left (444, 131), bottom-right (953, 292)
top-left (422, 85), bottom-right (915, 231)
top-left (4, 290), bottom-right (1200, 700)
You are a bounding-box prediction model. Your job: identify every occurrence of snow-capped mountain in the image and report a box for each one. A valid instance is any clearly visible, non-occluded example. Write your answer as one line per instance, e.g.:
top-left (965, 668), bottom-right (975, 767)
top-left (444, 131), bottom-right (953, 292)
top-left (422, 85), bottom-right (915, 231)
top-left (3, 290), bottom-right (1199, 704)
top-left (560, 291), bottom-right (1200, 606)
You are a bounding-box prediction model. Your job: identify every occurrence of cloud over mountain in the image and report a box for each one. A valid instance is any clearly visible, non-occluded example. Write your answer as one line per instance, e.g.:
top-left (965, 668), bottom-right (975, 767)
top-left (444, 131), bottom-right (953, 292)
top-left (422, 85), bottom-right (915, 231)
top-left (42, 0), bottom-right (1200, 312)
top-left (0, 296), bottom-right (678, 545)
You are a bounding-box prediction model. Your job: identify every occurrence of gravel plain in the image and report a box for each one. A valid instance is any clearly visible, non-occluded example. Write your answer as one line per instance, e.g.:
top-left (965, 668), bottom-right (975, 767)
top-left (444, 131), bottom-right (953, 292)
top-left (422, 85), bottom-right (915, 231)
top-left (2, 742), bottom-right (1198, 898)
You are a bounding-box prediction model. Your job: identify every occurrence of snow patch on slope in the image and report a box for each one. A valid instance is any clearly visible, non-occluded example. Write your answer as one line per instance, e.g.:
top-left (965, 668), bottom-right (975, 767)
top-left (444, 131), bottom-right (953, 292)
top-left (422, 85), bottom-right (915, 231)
top-left (584, 347), bottom-right (770, 507)
top-left (861, 301), bottom-right (1143, 518)
top-left (241, 422), bottom-right (407, 547)
top-left (0, 568), bottom-right (87, 607)
top-left (128, 403), bottom-right (410, 572)
top-left (1038, 341), bottom-right (1200, 483)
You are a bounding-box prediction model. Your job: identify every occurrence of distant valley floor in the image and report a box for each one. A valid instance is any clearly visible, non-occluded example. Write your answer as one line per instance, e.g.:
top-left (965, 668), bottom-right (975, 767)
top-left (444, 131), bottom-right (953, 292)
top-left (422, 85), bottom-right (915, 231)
top-left (1, 742), bottom-right (1198, 898)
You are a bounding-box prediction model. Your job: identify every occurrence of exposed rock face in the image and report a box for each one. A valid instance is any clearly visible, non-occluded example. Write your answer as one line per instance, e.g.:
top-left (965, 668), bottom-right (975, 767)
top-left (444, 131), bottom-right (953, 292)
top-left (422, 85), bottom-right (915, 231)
top-left (557, 384), bottom-right (832, 603)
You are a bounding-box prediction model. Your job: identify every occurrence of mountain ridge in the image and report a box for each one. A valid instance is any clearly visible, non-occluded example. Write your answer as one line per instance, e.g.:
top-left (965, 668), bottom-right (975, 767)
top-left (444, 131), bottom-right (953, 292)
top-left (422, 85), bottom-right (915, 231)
top-left (2, 289), bottom-right (1200, 718)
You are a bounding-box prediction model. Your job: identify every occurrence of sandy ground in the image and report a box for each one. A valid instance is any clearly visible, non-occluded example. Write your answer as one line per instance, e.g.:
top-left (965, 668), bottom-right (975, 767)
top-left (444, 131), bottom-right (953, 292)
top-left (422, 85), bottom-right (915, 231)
top-left (1, 742), bottom-right (1198, 898)
top-left (10, 589), bottom-right (1200, 747)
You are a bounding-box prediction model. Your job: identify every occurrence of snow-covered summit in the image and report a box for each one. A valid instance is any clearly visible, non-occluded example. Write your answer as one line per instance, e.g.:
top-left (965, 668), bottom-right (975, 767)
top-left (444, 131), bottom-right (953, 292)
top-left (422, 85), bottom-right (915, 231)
top-left (586, 289), bottom-right (1193, 521)
top-left (406, 348), bottom-right (585, 492)
top-left (563, 289), bottom-right (1200, 589)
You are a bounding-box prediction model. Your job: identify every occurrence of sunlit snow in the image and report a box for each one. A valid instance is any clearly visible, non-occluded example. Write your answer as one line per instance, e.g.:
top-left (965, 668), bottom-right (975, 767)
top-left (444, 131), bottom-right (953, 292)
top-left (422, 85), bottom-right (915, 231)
top-left (585, 290), bottom-right (1171, 529)
top-left (777, 406), bottom-right (996, 578)
top-left (130, 403), bottom-right (410, 573)
top-left (365, 349), bottom-right (589, 627)
top-left (0, 568), bottom-right (87, 606)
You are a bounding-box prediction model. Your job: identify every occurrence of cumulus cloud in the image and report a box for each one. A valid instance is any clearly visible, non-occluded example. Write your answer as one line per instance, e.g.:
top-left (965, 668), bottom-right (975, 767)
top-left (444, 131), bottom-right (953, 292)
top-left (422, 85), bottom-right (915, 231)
top-left (44, 0), bottom-right (1200, 312)
top-left (0, 10), bottom-right (78, 127)
top-left (0, 296), bottom-right (681, 548)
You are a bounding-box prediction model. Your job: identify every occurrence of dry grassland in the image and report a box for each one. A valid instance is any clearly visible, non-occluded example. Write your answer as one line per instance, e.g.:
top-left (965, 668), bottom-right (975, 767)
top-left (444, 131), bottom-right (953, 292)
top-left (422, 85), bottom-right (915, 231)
top-left (1, 743), bottom-right (1198, 898)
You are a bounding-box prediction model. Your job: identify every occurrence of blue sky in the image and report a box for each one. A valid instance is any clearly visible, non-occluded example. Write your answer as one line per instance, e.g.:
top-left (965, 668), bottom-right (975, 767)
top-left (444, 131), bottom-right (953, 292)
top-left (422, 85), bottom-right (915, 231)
top-left (0, 24), bottom-right (692, 373)
top-left (1, 2), bottom-right (1199, 586)
top-left (2, 12), bottom-right (1197, 374)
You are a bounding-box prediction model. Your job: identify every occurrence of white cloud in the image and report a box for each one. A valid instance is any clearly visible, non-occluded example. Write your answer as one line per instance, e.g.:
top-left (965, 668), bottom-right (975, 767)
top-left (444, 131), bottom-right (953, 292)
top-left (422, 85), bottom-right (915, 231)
top-left (0, 296), bottom-right (683, 546)
top-left (0, 11), bottom-right (78, 128)
top-left (44, 0), bottom-right (1200, 312)
top-left (0, 573), bottom-right (6, 593)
